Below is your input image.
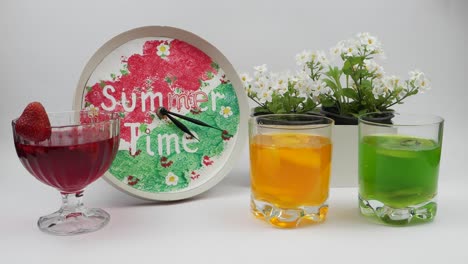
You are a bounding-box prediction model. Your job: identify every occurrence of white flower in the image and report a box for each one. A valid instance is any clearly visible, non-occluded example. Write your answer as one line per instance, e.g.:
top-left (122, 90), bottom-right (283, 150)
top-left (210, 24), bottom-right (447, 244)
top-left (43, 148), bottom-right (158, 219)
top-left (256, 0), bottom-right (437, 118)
top-left (357, 32), bottom-right (383, 54)
top-left (409, 70), bottom-right (422, 80)
top-left (273, 85), bottom-right (288, 96)
top-left (240, 73), bottom-right (253, 95)
top-left (165, 172), bottom-right (179, 186)
top-left (156, 43), bottom-right (170, 58)
top-left (258, 89), bottom-right (273, 104)
top-left (254, 64), bottom-right (268, 78)
top-left (86, 104), bottom-right (99, 118)
top-left (245, 85), bottom-right (254, 97)
top-left (239, 73), bottom-right (252, 86)
top-left (372, 78), bottom-right (390, 99)
top-left (270, 73), bottom-right (289, 95)
top-left (331, 33), bottom-right (384, 58)
top-left (372, 86), bottom-right (385, 98)
top-left (372, 76), bottom-right (399, 98)
top-left (312, 80), bottom-right (331, 97)
top-left (297, 50), bottom-right (329, 68)
top-left (293, 71), bottom-right (312, 94)
top-left (330, 40), bottom-right (345, 57)
top-left (364, 60), bottom-right (385, 78)
top-left (341, 39), bottom-right (359, 57)
top-left (220, 106), bottom-right (233, 118)
top-left (296, 50), bottom-right (312, 67)
top-left (386, 75), bottom-right (401, 89)
top-left (372, 79), bottom-right (387, 98)
top-left (409, 70), bottom-right (431, 92)
top-left (395, 88), bottom-right (408, 99)
top-left (303, 84), bottom-right (314, 96)
top-left (253, 75), bottom-right (270, 93)
top-left (315, 51), bottom-right (329, 67)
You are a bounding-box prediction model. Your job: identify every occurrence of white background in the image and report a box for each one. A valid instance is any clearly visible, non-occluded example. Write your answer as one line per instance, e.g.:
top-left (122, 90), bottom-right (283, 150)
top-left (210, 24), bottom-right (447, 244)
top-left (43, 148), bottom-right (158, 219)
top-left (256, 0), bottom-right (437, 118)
top-left (1, 0), bottom-right (467, 263)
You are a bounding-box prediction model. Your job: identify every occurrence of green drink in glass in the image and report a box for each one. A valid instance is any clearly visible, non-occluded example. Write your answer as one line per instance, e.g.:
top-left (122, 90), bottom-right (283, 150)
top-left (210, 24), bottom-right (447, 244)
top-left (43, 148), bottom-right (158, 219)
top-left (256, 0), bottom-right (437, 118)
top-left (358, 113), bottom-right (443, 225)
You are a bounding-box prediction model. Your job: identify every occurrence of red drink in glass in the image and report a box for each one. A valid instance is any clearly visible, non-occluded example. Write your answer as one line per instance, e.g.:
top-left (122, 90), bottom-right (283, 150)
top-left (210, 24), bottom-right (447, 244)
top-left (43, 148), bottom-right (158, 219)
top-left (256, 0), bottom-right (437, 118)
top-left (15, 133), bottom-right (119, 194)
top-left (12, 110), bottom-right (120, 235)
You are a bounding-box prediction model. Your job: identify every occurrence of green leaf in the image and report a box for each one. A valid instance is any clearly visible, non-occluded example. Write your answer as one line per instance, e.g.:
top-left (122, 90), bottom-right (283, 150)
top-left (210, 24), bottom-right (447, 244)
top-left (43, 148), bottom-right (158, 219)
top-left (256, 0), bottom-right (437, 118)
top-left (165, 77), bottom-right (172, 84)
top-left (139, 124), bottom-right (148, 132)
top-left (334, 89), bottom-right (343, 97)
top-left (326, 66), bottom-right (341, 78)
top-left (276, 107), bottom-right (288, 114)
top-left (284, 96), bottom-right (293, 112)
top-left (358, 109), bottom-right (368, 115)
top-left (86, 86), bottom-right (92, 92)
top-left (253, 106), bottom-right (270, 114)
top-left (110, 73), bottom-right (116, 80)
top-left (120, 64), bottom-right (129, 76)
top-left (342, 60), bottom-right (353, 75)
top-left (211, 62), bottom-right (220, 70)
top-left (266, 102), bottom-right (281, 114)
top-left (348, 56), bottom-right (365, 65)
top-left (99, 81), bottom-right (106, 88)
top-left (84, 101), bottom-right (91, 107)
top-left (320, 97), bottom-right (336, 107)
top-left (323, 78), bottom-right (337, 90)
top-left (342, 88), bottom-right (358, 100)
top-left (291, 97), bottom-right (304, 107)
top-left (301, 98), bottom-right (317, 112)
top-left (360, 80), bottom-right (372, 90)
top-left (206, 71), bottom-right (214, 79)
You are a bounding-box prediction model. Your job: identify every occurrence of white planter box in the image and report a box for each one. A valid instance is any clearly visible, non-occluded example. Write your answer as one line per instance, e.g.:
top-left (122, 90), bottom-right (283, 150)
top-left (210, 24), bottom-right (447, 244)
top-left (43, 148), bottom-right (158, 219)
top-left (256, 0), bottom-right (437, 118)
top-left (331, 125), bottom-right (358, 187)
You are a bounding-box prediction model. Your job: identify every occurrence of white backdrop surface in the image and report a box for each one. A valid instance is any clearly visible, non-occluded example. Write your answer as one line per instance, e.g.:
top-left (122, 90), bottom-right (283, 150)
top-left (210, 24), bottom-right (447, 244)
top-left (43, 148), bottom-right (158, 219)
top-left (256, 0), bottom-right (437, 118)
top-left (1, 0), bottom-right (467, 263)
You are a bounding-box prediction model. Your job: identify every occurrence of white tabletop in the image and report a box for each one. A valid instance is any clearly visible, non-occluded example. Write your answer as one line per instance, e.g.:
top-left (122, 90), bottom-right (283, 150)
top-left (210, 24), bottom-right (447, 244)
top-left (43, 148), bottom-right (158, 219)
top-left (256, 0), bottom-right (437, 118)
top-left (1, 141), bottom-right (467, 264)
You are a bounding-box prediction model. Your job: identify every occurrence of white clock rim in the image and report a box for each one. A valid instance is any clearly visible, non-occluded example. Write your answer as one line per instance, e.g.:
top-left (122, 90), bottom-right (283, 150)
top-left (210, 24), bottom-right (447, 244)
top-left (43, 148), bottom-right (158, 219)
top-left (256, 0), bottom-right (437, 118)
top-left (72, 26), bottom-right (248, 201)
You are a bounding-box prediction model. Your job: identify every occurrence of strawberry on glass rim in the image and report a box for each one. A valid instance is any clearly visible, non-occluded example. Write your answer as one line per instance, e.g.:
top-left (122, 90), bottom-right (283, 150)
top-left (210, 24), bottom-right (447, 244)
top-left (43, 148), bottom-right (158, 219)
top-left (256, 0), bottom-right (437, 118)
top-left (12, 102), bottom-right (120, 235)
top-left (14, 102), bottom-right (51, 142)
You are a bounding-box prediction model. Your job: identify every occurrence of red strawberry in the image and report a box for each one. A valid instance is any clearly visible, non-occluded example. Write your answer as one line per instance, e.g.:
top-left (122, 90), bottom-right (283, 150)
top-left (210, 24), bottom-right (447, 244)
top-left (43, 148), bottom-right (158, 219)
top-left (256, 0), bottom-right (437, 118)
top-left (15, 102), bottom-right (51, 142)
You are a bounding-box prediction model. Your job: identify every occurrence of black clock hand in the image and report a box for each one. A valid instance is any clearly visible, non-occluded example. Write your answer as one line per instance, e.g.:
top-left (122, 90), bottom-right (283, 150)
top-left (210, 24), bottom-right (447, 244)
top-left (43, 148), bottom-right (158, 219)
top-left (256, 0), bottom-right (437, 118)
top-left (158, 107), bottom-right (224, 132)
top-left (160, 110), bottom-right (199, 141)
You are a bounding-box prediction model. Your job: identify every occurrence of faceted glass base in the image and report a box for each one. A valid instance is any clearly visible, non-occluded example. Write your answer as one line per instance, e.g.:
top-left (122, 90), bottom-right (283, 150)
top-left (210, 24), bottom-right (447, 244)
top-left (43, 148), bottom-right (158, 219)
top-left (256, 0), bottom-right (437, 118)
top-left (250, 196), bottom-right (328, 228)
top-left (38, 207), bottom-right (110, 235)
top-left (359, 195), bottom-right (437, 225)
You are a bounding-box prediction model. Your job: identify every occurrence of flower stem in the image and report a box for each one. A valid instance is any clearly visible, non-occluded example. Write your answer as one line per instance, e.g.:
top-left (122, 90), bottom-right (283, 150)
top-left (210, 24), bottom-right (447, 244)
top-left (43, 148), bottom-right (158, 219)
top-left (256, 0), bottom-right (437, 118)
top-left (250, 97), bottom-right (265, 108)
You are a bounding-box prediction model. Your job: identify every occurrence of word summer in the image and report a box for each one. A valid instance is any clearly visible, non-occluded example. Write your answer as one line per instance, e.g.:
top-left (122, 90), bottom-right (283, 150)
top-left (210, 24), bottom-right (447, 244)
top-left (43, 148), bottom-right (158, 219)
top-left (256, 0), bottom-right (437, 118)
top-left (100, 85), bottom-right (225, 112)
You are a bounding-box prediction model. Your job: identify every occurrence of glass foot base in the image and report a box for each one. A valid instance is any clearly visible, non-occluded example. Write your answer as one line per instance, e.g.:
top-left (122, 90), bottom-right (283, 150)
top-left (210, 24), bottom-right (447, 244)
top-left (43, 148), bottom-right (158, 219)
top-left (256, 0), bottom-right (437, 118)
top-left (250, 197), bottom-right (328, 228)
top-left (38, 207), bottom-right (110, 235)
top-left (359, 195), bottom-right (437, 225)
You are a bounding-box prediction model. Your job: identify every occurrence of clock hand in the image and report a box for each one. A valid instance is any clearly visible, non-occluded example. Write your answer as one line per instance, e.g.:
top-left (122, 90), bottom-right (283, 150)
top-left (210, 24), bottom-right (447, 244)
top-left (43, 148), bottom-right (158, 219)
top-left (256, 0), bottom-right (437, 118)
top-left (158, 107), bottom-right (224, 132)
top-left (158, 109), bottom-right (199, 141)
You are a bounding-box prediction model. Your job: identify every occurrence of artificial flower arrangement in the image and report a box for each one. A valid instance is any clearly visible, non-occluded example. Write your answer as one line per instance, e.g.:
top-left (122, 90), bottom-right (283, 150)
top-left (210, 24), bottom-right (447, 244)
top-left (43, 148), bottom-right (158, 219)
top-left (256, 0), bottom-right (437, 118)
top-left (241, 33), bottom-right (430, 122)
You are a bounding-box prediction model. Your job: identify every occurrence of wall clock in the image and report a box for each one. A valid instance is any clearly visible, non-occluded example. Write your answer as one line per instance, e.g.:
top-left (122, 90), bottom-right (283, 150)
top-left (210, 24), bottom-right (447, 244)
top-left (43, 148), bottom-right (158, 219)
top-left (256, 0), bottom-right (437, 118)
top-left (73, 26), bottom-right (248, 201)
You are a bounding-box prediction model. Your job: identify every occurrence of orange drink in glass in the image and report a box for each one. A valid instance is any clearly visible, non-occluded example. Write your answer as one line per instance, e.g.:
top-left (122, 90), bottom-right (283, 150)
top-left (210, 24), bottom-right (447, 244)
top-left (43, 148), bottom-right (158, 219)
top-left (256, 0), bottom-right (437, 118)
top-left (249, 114), bottom-right (333, 228)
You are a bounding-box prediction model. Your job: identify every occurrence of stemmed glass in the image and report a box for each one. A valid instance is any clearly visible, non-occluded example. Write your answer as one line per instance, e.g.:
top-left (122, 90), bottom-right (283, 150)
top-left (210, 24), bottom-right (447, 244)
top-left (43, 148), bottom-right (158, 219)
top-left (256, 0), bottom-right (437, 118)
top-left (12, 110), bottom-right (120, 235)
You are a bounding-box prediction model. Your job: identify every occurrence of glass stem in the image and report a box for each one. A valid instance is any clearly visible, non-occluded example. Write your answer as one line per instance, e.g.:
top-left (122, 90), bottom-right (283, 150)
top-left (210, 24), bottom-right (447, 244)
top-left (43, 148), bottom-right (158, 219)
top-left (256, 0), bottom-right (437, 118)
top-left (60, 191), bottom-right (84, 215)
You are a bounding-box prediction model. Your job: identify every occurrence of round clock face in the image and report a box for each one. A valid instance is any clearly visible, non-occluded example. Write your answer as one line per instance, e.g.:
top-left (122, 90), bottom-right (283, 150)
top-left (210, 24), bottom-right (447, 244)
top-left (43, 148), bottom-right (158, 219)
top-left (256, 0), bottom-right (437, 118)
top-left (73, 26), bottom-right (247, 201)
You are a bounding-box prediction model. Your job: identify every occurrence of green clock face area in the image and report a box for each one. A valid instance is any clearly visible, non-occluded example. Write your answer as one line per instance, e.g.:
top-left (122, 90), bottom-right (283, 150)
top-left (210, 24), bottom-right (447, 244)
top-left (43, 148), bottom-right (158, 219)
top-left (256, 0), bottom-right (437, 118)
top-left (81, 37), bottom-right (240, 194)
